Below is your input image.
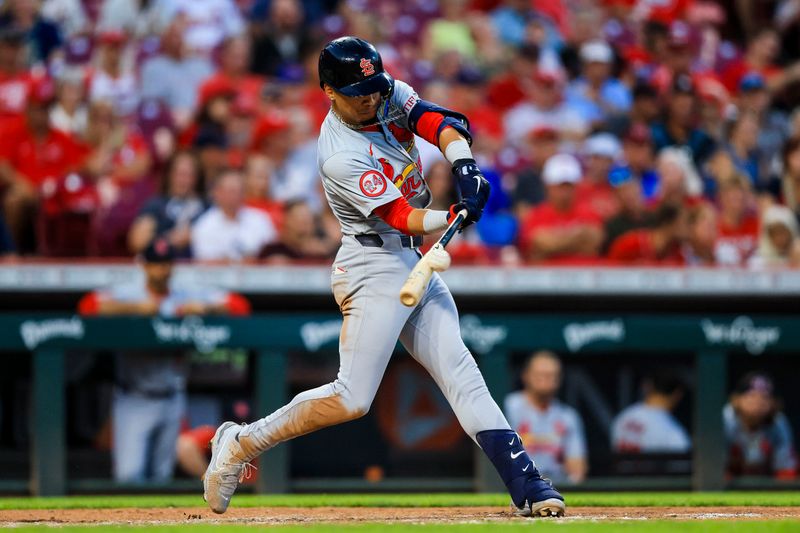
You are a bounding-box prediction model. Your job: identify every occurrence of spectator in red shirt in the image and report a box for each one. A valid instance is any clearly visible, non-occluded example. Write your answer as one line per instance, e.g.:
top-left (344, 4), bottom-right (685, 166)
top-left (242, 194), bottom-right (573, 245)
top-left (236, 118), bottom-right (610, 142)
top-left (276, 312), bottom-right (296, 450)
top-left (578, 133), bottom-right (622, 220)
top-left (720, 28), bottom-right (792, 94)
top-left (512, 125), bottom-right (560, 219)
top-left (602, 166), bottom-right (654, 254)
top-left (486, 43), bottom-right (539, 112)
top-left (715, 175), bottom-right (758, 266)
top-left (519, 153), bottom-right (604, 262)
top-left (197, 36), bottom-right (264, 121)
top-left (0, 77), bottom-right (85, 252)
top-left (607, 203), bottom-right (687, 264)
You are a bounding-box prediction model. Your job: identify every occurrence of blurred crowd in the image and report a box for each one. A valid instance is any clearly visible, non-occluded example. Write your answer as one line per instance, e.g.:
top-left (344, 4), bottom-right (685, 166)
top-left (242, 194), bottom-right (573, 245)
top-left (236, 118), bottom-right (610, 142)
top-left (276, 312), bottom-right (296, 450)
top-left (1, 0), bottom-right (800, 266)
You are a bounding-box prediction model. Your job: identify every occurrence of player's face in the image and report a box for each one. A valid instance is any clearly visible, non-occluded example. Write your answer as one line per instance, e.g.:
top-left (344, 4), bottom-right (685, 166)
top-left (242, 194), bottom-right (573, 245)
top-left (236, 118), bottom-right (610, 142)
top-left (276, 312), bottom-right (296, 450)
top-left (332, 90), bottom-right (381, 124)
top-left (734, 390), bottom-right (774, 426)
top-left (524, 357), bottom-right (562, 400)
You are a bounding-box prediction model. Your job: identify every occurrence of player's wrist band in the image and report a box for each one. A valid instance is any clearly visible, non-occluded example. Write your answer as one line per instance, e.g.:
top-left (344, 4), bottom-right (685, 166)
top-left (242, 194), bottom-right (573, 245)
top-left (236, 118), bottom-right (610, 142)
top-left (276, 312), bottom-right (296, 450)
top-left (444, 138), bottom-right (473, 165)
top-left (422, 209), bottom-right (450, 233)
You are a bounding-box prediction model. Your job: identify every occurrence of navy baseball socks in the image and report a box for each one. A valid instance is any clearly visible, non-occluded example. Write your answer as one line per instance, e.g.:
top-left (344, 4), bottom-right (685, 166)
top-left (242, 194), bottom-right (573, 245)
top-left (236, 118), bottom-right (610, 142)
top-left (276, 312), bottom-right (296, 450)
top-left (476, 429), bottom-right (566, 517)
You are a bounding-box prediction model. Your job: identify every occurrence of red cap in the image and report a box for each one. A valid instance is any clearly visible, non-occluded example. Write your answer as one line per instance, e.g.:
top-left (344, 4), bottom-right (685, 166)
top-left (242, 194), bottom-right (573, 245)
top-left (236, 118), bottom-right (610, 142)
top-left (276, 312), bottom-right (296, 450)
top-left (529, 124), bottom-right (559, 140)
top-left (28, 77), bottom-right (56, 106)
top-left (621, 45), bottom-right (652, 67)
top-left (198, 77), bottom-right (237, 107)
top-left (250, 112), bottom-right (290, 151)
top-left (624, 123), bottom-right (652, 144)
top-left (97, 30), bottom-right (127, 46)
top-left (533, 69), bottom-right (561, 86)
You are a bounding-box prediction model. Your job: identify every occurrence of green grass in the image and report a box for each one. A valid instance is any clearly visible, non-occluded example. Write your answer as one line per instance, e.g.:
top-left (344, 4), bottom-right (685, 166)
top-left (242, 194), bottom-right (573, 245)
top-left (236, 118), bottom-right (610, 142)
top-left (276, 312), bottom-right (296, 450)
top-left (1, 492), bottom-right (800, 510)
top-left (4, 523), bottom-right (800, 533)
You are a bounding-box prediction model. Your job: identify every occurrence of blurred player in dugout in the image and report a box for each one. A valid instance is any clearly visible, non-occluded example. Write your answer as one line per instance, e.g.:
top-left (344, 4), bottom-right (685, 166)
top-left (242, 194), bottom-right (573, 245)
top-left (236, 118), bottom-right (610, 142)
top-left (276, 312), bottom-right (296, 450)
top-left (504, 351), bottom-right (588, 484)
top-left (78, 238), bottom-right (250, 483)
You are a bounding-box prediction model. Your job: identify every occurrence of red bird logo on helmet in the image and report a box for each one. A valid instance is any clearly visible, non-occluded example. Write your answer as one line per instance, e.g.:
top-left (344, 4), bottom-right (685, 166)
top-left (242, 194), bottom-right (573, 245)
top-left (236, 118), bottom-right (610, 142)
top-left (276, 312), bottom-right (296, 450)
top-left (360, 58), bottom-right (375, 76)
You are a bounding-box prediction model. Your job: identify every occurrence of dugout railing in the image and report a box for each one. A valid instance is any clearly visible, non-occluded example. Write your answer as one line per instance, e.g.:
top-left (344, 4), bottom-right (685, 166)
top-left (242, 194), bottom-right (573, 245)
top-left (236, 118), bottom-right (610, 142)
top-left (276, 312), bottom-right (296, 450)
top-left (1, 312), bottom-right (798, 496)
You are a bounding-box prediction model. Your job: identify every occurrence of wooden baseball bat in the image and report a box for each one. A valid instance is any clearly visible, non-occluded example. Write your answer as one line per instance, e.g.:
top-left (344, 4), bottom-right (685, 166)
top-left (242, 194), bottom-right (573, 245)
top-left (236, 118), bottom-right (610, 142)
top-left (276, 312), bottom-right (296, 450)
top-left (399, 209), bottom-right (467, 307)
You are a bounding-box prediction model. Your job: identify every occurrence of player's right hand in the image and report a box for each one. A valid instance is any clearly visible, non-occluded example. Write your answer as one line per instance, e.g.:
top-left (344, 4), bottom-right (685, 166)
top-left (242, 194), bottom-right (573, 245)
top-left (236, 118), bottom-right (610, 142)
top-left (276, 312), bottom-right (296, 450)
top-left (449, 195), bottom-right (485, 229)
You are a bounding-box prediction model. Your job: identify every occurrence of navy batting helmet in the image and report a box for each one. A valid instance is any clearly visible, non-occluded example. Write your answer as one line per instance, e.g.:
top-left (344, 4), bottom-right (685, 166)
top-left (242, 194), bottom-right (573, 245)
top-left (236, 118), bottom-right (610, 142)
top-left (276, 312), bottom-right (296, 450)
top-left (318, 37), bottom-right (394, 97)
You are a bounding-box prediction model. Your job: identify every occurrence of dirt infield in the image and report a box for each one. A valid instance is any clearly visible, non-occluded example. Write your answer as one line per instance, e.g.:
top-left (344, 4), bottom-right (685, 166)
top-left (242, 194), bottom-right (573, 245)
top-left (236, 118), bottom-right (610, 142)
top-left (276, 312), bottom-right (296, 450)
top-left (2, 506), bottom-right (800, 525)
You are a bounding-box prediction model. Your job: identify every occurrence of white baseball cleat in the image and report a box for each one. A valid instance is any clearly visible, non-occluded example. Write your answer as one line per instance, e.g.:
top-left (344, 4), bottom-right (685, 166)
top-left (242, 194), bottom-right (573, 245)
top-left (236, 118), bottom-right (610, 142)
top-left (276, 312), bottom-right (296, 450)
top-left (513, 497), bottom-right (566, 518)
top-left (203, 421), bottom-right (254, 514)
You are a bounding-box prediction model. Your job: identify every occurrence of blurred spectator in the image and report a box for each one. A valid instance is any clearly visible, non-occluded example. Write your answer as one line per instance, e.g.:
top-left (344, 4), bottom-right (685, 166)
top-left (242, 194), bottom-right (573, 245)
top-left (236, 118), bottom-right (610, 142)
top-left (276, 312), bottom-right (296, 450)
top-left (0, 0), bottom-right (63, 65)
top-left (749, 204), bottom-right (800, 268)
top-left (41, 0), bottom-right (89, 37)
top-left (156, 0), bottom-right (245, 57)
top-left (81, 100), bottom-right (153, 255)
top-left (607, 203), bottom-right (686, 264)
top-left (512, 126), bottom-right (559, 218)
top-left (77, 238), bottom-right (251, 483)
top-left (250, 111), bottom-right (320, 210)
top-left (721, 29), bottom-right (788, 94)
top-left (242, 154), bottom-right (282, 226)
top-left (565, 40), bottom-right (631, 127)
top-left (176, 424), bottom-right (216, 478)
top-left (193, 127), bottom-right (229, 184)
top-left (504, 351), bottom-right (587, 484)
top-left (260, 199), bottom-right (336, 261)
top-left (715, 175), bottom-right (758, 266)
top-left (725, 372), bottom-right (797, 479)
top-left (422, 0), bottom-right (480, 63)
top-left (139, 19), bottom-right (214, 130)
top-left (98, 0), bottom-right (160, 39)
top-left (607, 82), bottom-right (660, 138)
top-left (519, 154), bottom-right (603, 262)
top-left (250, 0), bottom-right (312, 77)
top-left (128, 150), bottom-right (207, 258)
top-left (50, 67), bottom-right (87, 134)
top-left (651, 74), bottom-right (716, 171)
top-left (504, 70), bottom-right (587, 143)
top-left (722, 112), bottom-right (761, 189)
top-left (621, 123), bottom-right (660, 201)
top-left (0, 77), bottom-right (85, 252)
top-left (578, 132), bottom-right (622, 220)
top-left (602, 166), bottom-right (653, 254)
top-left (198, 36), bottom-right (263, 119)
top-left (88, 30), bottom-right (139, 119)
top-left (191, 169), bottom-right (276, 262)
top-left (611, 370), bottom-right (691, 453)
top-left (683, 202), bottom-right (718, 266)
top-left (737, 73), bottom-right (790, 185)
top-left (653, 147), bottom-right (703, 205)
top-left (0, 27), bottom-right (33, 130)
top-left (486, 43), bottom-right (539, 112)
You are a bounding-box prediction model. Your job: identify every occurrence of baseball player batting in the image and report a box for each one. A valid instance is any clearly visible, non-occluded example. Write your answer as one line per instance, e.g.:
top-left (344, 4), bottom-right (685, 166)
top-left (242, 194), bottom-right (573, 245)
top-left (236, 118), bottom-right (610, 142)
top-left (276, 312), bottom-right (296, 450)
top-left (203, 36), bottom-right (565, 518)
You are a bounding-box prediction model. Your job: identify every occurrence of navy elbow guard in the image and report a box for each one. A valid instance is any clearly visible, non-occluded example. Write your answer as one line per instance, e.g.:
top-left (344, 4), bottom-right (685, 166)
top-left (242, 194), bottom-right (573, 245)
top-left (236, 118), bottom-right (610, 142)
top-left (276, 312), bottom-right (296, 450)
top-left (407, 99), bottom-right (472, 145)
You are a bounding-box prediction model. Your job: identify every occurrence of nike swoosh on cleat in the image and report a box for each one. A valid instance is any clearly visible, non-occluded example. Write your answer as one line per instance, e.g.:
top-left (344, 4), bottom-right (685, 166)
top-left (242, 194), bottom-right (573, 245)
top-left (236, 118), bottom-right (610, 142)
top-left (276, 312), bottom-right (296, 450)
top-left (510, 450), bottom-right (524, 459)
top-left (508, 437), bottom-right (515, 445)
top-left (522, 463), bottom-right (530, 471)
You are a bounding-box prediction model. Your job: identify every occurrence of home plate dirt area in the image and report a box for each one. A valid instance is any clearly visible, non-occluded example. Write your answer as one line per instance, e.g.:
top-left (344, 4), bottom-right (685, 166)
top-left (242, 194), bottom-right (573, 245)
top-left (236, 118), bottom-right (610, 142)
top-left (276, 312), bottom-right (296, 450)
top-left (2, 506), bottom-right (800, 525)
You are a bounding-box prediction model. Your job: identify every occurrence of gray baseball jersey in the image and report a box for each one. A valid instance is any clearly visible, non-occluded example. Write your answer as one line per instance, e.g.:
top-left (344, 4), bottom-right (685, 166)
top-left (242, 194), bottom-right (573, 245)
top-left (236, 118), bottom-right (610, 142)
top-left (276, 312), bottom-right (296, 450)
top-left (611, 402), bottom-right (691, 453)
top-left (724, 403), bottom-right (797, 475)
top-left (237, 79), bottom-right (514, 458)
top-left (317, 80), bottom-right (431, 236)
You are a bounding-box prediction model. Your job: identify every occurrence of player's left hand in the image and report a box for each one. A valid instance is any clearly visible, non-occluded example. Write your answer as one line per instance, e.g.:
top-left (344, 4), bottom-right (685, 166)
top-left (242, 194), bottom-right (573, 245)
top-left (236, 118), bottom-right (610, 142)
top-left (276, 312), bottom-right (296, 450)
top-left (449, 194), bottom-right (486, 230)
top-left (452, 158), bottom-right (490, 202)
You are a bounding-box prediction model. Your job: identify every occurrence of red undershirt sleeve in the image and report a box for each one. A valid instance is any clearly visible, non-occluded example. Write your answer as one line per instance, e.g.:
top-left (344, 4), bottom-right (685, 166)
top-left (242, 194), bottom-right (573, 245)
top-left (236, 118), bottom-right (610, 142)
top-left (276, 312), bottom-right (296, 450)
top-left (373, 196), bottom-right (415, 235)
top-left (414, 112), bottom-right (446, 146)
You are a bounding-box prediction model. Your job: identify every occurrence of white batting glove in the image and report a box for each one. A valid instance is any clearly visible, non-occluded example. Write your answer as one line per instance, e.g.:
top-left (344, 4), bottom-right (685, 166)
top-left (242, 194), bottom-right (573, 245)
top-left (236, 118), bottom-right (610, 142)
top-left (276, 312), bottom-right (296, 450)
top-left (425, 243), bottom-right (452, 272)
